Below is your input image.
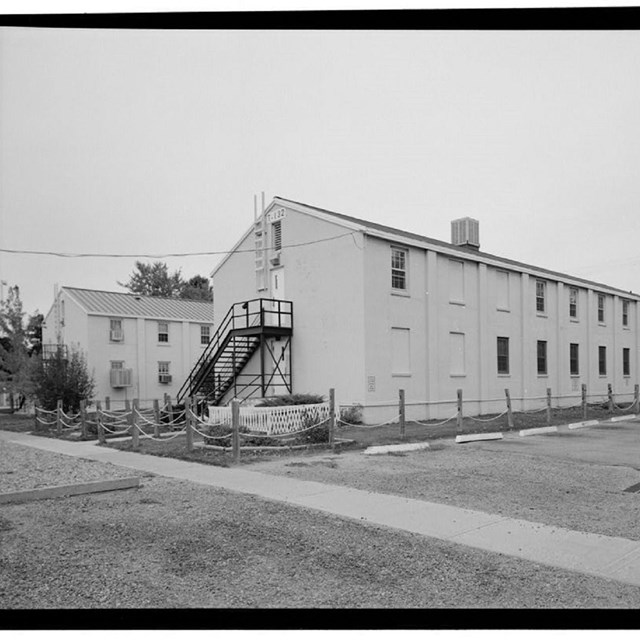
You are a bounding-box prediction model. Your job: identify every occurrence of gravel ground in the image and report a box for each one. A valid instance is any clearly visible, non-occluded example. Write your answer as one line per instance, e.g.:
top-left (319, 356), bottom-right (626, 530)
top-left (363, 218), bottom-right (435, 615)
top-left (248, 434), bottom-right (640, 541)
top-left (4, 472), bottom-right (640, 609)
top-left (0, 440), bottom-right (139, 494)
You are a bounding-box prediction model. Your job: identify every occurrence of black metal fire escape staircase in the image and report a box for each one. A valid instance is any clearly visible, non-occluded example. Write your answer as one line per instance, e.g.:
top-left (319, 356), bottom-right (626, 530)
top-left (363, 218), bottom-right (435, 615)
top-left (176, 298), bottom-right (293, 405)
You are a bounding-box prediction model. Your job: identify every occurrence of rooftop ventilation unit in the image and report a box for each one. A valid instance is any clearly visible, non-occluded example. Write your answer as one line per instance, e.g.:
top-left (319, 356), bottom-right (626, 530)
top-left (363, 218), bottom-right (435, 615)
top-left (451, 217), bottom-right (480, 250)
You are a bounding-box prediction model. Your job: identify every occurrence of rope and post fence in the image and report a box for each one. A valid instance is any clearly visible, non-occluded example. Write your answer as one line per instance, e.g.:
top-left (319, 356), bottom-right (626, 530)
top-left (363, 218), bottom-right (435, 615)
top-left (399, 389), bottom-right (406, 439)
top-left (232, 399), bottom-right (240, 463)
top-left (185, 397), bottom-right (194, 453)
top-left (56, 400), bottom-right (63, 437)
top-left (505, 389), bottom-right (514, 429)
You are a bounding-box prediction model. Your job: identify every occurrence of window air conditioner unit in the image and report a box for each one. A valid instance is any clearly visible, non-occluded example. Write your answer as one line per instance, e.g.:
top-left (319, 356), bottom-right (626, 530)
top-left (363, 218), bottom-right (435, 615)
top-left (269, 252), bottom-right (281, 266)
top-left (110, 330), bottom-right (124, 342)
top-left (159, 374), bottom-right (172, 384)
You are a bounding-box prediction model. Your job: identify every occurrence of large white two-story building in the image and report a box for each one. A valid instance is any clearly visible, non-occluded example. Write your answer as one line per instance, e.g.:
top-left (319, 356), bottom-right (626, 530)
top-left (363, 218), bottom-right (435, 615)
top-left (42, 287), bottom-right (213, 407)
top-left (186, 196), bottom-right (640, 421)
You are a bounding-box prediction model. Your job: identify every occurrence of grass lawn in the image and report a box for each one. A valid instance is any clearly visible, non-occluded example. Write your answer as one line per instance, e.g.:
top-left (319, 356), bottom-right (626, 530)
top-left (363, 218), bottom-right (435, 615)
top-left (338, 402), bottom-right (634, 448)
top-left (0, 412), bottom-right (35, 433)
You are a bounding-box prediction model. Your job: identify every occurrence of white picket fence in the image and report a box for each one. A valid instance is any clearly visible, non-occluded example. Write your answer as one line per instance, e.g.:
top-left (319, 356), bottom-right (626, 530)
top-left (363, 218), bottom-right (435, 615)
top-left (207, 402), bottom-right (331, 435)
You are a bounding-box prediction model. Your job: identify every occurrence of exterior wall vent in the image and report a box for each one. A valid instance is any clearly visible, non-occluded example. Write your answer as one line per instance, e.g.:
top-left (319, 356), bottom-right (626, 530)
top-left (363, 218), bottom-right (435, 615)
top-left (451, 217), bottom-right (480, 250)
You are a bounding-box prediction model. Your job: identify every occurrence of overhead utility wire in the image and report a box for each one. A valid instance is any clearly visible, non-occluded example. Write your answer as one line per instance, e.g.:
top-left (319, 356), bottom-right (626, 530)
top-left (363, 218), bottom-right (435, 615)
top-left (0, 231), bottom-right (357, 259)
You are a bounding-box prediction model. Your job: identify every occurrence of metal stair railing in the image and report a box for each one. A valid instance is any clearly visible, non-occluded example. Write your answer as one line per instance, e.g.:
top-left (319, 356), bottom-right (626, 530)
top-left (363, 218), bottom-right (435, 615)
top-left (176, 298), bottom-right (292, 403)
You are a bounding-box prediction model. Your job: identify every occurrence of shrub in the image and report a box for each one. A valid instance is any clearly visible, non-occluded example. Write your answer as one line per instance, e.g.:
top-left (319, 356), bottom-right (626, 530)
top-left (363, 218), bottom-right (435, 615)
top-left (32, 347), bottom-right (95, 413)
top-left (292, 410), bottom-right (329, 445)
top-left (255, 393), bottom-right (325, 407)
top-left (340, 403), bottom-right (363, 425)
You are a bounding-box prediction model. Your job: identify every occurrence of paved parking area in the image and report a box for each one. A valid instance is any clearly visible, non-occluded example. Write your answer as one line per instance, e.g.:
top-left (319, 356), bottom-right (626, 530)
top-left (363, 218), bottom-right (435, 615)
top-left (476, 418), bottom-right (640, 469)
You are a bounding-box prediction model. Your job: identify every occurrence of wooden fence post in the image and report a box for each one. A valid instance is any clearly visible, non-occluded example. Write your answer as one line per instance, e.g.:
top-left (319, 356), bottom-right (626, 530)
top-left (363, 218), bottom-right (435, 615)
top-left (185, 397), bottom-right (194, 453)
top-left (130, 399), bottom-right (139, 449)
top-left (33, 403), bottom-right (39, 432)
top-left (56, 399), bottom-right (63, 437)
top-left (546, 388), bottom-right (552, 426)
top-left (153, 399), bottom-right (161, 438)
top-left (167, 394), bottom-right (174, 426)
top-left (96, 400), bottom-right (106, 444)
top-left (80, 400), bottom-right (87, 440)
top-left (399, 389), bottom-right (406, 439)
top-left (125, 398), bottom-right (131, 413)
top-left (505, 389), bottom-right (514, 429)
top-left (456, 389), bottom-right (463, 432)
top-left (105, 396), bottom-right (110, 411)
top-left (581, 384), bottom-right (588, 421)
top-left (329, 388), bottom-right (336, 451)
top-left (608, 384), bottom-right (614, 414)
top-left (231, 399), bottom-right (240, 463)
top-left (635, 384), bottom-right (639, 412)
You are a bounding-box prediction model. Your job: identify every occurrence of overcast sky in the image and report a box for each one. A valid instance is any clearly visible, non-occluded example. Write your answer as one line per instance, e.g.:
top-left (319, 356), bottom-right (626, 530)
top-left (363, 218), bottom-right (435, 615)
top-left (2, 27), bottom-right (640, 318)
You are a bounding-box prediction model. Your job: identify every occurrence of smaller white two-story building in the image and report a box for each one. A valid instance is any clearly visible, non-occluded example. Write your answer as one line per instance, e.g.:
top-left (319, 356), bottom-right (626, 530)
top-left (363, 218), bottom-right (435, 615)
top-left (42, 287), bottom-right (213, 407)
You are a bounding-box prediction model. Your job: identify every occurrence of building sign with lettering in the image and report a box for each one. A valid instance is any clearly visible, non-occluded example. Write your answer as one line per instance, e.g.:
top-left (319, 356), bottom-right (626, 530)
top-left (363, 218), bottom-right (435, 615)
top-left (266, 208), bottom-right (286, 224)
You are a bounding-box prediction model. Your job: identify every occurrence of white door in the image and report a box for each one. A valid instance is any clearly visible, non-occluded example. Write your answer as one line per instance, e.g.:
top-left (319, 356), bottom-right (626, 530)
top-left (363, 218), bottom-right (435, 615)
top-left (271, 268), bottom-right (285, 300)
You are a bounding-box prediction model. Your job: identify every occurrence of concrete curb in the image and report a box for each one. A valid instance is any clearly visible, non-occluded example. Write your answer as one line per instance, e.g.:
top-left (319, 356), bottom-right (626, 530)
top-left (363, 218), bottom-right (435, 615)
top-left (610, 414), bottom-right (638, 423)
top-left (0, 476), bottom-right (141, 504)
top-left (519, 426), bottom-right (558, 437)
top-left (455, 432), bottom-right (503, 444)
top-left (363, 442), bottom-right (430, 455)
top-left (567, 420), bottom-right (600, 430)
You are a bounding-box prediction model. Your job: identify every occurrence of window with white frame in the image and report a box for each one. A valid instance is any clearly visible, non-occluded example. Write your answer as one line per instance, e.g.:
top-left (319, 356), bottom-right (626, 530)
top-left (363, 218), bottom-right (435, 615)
top-left (496, 270), bottom-right (510, 311)
top-left (200, 325), bottom-right (210, 345)
top-left (110, 318), bottom-right (123, 342)
top-left (158, 321), bottom-right (169, 343)
top-left (537, 340), bottom-right (547, 375)
top-left (622, 300), bottom-right (630, 327)
top-left (449, 259), bottom-right (464, 303)
top-left (391, 327), bottom-right (411, 375)
top-left (449, 332), bottom-right (465, 376)
top-left (598, 294), bottom-right (605, 324)
top-left (623, 348), bottom-right (631, 377)
top-left (598, 346), bottom-right (607, 376)
top-left (391, 247), bottom-right (407, 291)
top-left (158, 361), bottom-right (171, 383)
top-left (536, 280), bottom-right (546, 314)
top-left (570, 343), bottom-right (580, 376)
top-left (497, 337), bottom-right (509, 375)
top-left (569, 287), bottom-right (578, 319)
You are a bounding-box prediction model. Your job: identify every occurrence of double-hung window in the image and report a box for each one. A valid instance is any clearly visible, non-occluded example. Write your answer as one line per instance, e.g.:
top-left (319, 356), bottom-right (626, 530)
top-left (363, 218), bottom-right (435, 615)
top-left (497, 337), bottom-right (510, 375)
top-left (569, 287), bottom-right (578, 319)
top-left (623, 348), bottom-right (631, 377)
top-left (391, 247), bottom-right (407, 291)
top-left (537, 340), bottom-right (547, 375)
top-left (110, 318), bottom-right (123, 342)
top-left (597, 294), bottom-right (605, 324)
top-left (158, 322), bottom-right (169, 343)
top-left (536, 280), bottom-right (546, 314)
top-left (158, 361), bottom-right (171, 384)
top-left (570, 343), bottom-right (580, 376)
top-left (200, 325), bottom-right (210, 345)
top-left (598, 346), bottom-right (607, 376)
top-left (622, 300), bottom-right (630, 327)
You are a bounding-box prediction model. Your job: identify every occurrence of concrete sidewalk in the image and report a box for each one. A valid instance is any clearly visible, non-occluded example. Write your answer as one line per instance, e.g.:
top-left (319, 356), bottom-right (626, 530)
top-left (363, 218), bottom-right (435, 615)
top-left (3, 429), bottom-right (640, 589)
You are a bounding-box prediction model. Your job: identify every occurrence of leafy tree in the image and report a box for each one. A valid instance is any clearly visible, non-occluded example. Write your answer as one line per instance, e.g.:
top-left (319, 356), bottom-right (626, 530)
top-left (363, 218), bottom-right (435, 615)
top-left (31, 346), bottom-right (95, 412)
top-left (119, 261), bottom-right (213, 301)
top-left (0, 286), bottom-right (33, 408)
top-left (26, 312), bottom-right (44, 356)
top-left (180, 274), bottom-right (213, 301)
top-left (118, 261), bottom-right (185, 298)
